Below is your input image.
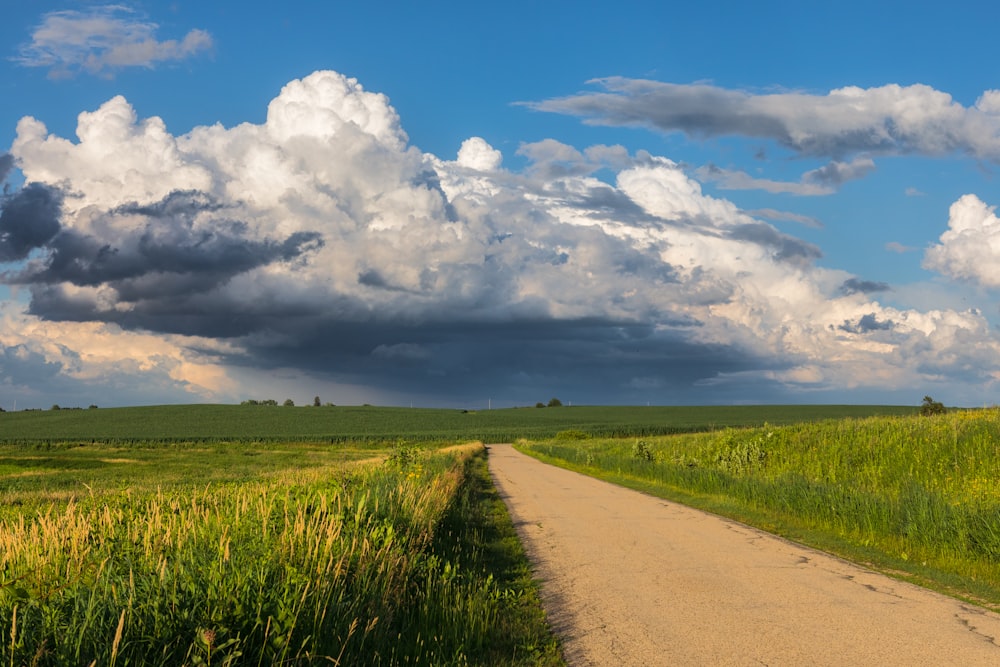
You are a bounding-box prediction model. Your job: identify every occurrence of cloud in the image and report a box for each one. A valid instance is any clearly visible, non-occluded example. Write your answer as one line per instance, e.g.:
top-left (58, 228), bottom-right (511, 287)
top-left (802, 157), bottom-right (876, 187)
top-left (886, 241), bottom-right (916, 253)
top-left (748, 208), bottom-right (823, 229)
top-left (905, 187), bottom-right (926, 197)
top-left (5, 70), bottom-right (1000, 406)
top-left (529, 79), bottom-right (1000, 162)
top-left (0, 154), bottom-right (14, 184)
top-left (924, 194), bottom-right (1000, 288)
top-left (0, 183), bottom-right (62, 261)
top-left (840, 278), bottom-right (891, 295)
top-left (457, 137), bottom-right (503, 171)
top-left (838, 313), bottom-right (895, 334)
top-left (695, 157), bottom-right (874, 196)
top-left (696, 164), bottom-right (832, 195)
top-left (16, 5), bottom-right (212, 78)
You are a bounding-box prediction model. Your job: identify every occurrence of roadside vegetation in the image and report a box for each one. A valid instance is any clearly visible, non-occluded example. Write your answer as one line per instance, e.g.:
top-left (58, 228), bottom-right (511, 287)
top-left (519, 408), bottom-right (1000, 609)
top-left (0, 440), bottom-right (562, 666)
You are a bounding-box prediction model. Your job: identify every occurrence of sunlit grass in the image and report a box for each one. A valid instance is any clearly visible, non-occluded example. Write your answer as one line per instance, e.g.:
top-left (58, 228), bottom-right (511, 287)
top-left (0, 441), bottom-right (562, 665)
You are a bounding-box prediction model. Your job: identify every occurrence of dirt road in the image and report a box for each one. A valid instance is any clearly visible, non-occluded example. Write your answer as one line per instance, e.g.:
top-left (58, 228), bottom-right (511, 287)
top-left (487, 444), bottom-right (1000, 666)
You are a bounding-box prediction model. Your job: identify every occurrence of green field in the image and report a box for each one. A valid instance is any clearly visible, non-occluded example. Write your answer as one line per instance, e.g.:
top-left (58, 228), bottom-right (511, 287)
top-left (0, 403), bottom-right (917, 443)
top-left (0, 441), bottom-right (562, 665)
top-left (3, 401), bottom-right (974, 664)
top-left (519, 408), bottom-right (1000, 610)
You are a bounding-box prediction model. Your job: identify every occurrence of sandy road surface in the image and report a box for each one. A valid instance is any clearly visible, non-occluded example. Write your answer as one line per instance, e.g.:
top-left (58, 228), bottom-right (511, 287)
top-left (487, 444), bottom-right (1000, 666)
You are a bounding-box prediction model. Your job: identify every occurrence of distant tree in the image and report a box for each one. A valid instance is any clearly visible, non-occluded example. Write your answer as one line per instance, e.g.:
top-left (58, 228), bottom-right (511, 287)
top-left (50, 404), bottom-right (60, 411)
top-left (547, 397), bottom-right (563, 407)
top-left (88, 405), bottom-right (98, 409)
top-left (283, 398), bottom-right (295, 407)
top-left (920, 395), bottom-right (947, 416)
top-left (313, 396), bottom-right (321, 407)
top-left (535, 402), bottom-right (546, 408)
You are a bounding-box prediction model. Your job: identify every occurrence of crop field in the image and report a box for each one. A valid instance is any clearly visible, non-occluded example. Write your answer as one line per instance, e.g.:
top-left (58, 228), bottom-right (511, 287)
top-left (0, 440), bottom-right (562, 665)
top-left (0, 403), bottom-right (915, 444)
top-left (520, 408), bottom-right (1000, 609)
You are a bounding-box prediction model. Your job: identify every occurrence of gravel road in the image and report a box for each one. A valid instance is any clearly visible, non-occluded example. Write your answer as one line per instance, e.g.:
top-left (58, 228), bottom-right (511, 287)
top-left (487, 444), bottom-right (1000, 666)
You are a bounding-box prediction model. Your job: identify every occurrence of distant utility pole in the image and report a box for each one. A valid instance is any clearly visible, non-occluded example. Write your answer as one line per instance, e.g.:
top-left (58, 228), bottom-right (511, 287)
top-left (488, 398), bottom-right (492, 410)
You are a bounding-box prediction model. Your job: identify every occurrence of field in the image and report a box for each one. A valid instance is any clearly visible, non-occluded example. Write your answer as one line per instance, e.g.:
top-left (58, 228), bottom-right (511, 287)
top-left (0, 440), bottom-right (562, 665)
top-left (0, 403), bottom-right (916, 444)
top-left (520, 408), bottom-right (1000, 610)
top-left (1, 401), bottom-right (963, 665)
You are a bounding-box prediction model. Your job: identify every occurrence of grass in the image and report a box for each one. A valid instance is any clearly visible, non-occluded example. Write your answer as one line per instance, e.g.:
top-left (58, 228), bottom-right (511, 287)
top-left (0, 440), bottom-right (563, 666)
top-left (0, 403), bottom-right (916, 444)
top-left (519, 408), bottom-right (1000, 610)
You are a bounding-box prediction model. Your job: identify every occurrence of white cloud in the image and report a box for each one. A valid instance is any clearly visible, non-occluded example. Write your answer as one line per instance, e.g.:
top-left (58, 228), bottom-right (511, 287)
top-left (456, 137), bottom-right (503, 171)
top-left (4, 70), bottom-right (1000, 405)
top-left (16, 5), bottom-right (212, 78)
top-left (924, 194), bottom-right (1000, 288)
top-left (530, 79), bottom-right (1000, 162)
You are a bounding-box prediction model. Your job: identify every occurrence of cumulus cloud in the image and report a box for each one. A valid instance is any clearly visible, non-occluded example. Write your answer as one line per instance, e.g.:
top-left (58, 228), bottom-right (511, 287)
top-left (16, 5), bottom-right (212, 78)
top-left (924, 194), bottom-right (1000, 288)
top-left (4, 69), bottom-right (1000, 406)
top-left (697, 157), bottom-right (875, 196)
top-left (529, 78), bottom-right (1000, 162)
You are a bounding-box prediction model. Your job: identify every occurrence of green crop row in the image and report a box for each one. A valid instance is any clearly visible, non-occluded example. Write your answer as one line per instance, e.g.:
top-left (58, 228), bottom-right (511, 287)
top-left (520, 408), bottom-right (1000, 609)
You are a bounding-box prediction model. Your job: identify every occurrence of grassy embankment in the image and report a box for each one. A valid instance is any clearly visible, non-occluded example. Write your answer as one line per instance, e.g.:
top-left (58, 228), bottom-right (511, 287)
top-left (520, 409), bottom-right (1000, 609)
top-left (0, 440), bottom-right (562, 666)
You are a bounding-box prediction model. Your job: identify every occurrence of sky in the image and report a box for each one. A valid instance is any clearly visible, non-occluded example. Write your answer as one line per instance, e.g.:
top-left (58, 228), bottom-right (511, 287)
top-left (2, 1), bottom-right (1000, 409)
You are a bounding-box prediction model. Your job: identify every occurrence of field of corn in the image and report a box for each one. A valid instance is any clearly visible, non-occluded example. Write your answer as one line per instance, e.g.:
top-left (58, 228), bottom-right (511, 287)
top-left (0, 403), bottom-right (915, 445)
top-left (0, 440), bottom-right (562, 666)
top-left (521, 408), bottom-right (1000, 609)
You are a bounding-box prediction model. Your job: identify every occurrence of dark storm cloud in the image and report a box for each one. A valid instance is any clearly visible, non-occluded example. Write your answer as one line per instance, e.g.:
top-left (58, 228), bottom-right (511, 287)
top-left (221, 315), bottom-right (760, 406)
top-left (838, 313), bottom-right (895, 334)
top-left (0, 154), bottom-right (14, 183)
top-left (0, 182), bottom-right (63, 261)
top-left (840, 278), bottom-right (891, 295)
top-left (9, 190), bottom-right (323, 301)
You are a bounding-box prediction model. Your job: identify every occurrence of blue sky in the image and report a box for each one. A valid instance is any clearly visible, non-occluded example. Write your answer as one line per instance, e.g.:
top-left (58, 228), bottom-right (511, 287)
top-left (1, 1), bottom-right (1000, 409)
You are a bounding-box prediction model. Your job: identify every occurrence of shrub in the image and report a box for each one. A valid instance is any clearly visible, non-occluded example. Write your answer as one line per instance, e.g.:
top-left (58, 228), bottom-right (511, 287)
top-left (920, 396), bottom-right (947, 416)
top-left (632, 439), bottom-right (655, 462)
top-left (547, 397), bottom-right (563, 407)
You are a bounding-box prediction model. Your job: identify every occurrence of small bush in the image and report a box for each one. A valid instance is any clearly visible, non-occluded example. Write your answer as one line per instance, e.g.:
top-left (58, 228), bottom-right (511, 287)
top-left (920, 395), bottom-right (947, 416)
top-left (632, 439), bottom-right (655, 462)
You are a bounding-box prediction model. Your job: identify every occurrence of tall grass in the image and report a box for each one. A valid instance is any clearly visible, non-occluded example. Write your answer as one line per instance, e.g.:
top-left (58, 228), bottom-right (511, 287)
top-left (523, 409), bottom-right (1000, 607)
top-left (0, 443), bottom-right (562, 665)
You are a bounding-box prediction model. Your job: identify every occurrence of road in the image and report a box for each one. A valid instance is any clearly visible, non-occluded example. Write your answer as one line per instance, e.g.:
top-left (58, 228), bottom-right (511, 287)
top-left (486, 444), bottom-right (1000, 666)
